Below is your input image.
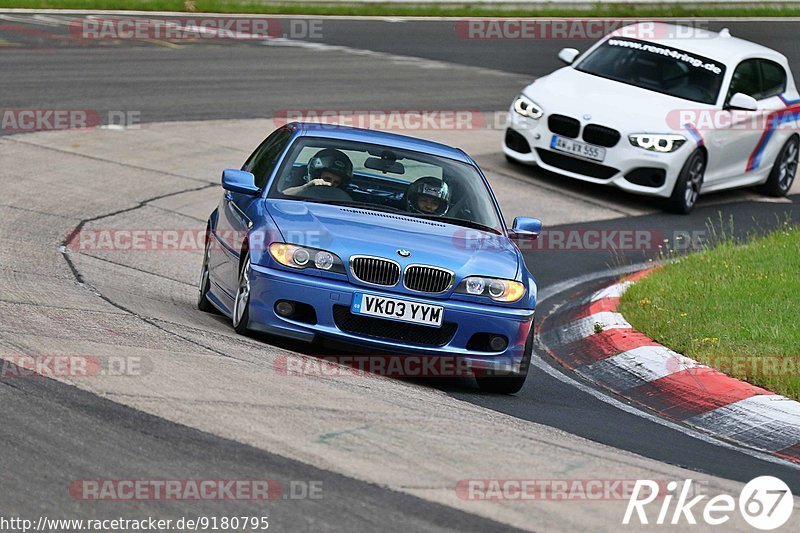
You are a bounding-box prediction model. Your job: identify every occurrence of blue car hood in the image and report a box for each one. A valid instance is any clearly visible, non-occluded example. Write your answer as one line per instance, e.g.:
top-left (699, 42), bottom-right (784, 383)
top-left (266, 200), bottom-right (520, 280)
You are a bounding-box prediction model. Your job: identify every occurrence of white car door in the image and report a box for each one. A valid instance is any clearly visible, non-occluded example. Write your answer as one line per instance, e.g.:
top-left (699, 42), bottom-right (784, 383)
top-left (704, 58), bottom-right (788, 184)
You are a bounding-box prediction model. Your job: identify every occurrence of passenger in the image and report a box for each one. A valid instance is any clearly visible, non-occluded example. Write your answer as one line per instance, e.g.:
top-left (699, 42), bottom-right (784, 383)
top-left (406, 177), bottom-right (450, 215)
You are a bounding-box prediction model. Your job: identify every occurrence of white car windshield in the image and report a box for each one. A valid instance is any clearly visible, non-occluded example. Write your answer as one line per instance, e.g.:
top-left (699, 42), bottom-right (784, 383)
top-left (576, 37), bottom-right (726, 105)
top-left (269, 137), bottom-right (504, 234)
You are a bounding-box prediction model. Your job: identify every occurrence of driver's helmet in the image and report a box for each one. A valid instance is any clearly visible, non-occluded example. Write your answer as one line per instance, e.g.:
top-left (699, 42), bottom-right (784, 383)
top-left (406, 176), bottom-right (450, 215)
top-left (307, 148), bottom-right (353, 186)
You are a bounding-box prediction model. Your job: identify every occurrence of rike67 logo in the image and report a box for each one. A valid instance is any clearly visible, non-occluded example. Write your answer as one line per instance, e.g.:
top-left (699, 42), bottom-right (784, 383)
top-left (624, 476), bottom-right (794, 530)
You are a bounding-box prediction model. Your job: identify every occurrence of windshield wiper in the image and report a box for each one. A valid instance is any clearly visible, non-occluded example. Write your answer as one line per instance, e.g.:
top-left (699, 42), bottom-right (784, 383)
top-left (414, 214), bottom-right (501, 234)
top-left (328, 200), bottom-right (501, 234)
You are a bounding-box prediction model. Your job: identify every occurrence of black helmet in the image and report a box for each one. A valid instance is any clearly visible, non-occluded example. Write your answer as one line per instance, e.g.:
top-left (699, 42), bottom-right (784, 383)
top-left (308, 148), bottom-right (353, 185)
top-left (406, 177), bottom-right (450, 215)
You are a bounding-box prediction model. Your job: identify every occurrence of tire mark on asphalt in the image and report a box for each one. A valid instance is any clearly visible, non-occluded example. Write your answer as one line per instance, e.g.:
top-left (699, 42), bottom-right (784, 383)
top-left (150, 318), bottom-right (294, 353)
top-left (4, 136), bottom-right (213, 183)
top-left (79, 252), bottom-right (196, 287)
top-left (0, 202), bottom-right (81, 220)
top-left (1, 267), bottom-right (76, 280)
top-left (56, 182), bottom-right (249, 361)
top-left (0, 299), bottom-right (127, 314)
top-left (105, 394), bottom-right (381, 414)
top-left (147, 203), bottom-right (208, 222)
top-left (60, 183), bottom-right (215, 283)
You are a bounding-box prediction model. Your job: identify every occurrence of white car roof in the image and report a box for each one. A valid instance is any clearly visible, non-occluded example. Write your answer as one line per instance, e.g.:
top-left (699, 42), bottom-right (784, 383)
top-left (610, 22), bottom-right (788, 66)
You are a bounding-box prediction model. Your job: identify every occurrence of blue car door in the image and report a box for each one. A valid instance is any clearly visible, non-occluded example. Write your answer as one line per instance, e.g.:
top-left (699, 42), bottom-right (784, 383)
top-left (211, 127), bottom-right (293, 297)
top-left (214, 191), bottom-right (252, 297)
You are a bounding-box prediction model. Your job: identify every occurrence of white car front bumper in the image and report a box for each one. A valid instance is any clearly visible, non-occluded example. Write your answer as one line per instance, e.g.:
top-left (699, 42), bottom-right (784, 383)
top-left (502, 112), bottom-right (697, 198)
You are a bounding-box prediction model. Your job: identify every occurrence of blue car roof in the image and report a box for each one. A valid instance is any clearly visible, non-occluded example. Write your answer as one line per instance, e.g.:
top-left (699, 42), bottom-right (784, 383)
top-left (290, 122), bottom-right (474, 165)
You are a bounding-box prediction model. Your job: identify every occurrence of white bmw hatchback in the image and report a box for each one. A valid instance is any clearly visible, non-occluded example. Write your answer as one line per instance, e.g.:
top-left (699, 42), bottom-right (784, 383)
top-left (503, 23), bottom-right (800, 213)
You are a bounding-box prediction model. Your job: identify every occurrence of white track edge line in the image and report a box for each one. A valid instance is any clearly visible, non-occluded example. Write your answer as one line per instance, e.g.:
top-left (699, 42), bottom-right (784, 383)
top-left (534, 262), bottom-right (800, 470)
top-left (532, 349), bottom-right (800, 470)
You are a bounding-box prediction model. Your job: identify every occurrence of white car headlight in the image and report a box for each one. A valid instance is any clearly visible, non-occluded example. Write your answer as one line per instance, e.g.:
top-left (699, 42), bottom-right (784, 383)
top-left (513, 95), bottom-right (544, 120)
top-left (629, 134), bottom-right (686, 153)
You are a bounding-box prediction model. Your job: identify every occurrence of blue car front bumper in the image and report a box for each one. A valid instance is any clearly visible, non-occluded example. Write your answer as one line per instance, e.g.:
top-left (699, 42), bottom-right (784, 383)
top-left (246, 263), bottom-right (534, 372)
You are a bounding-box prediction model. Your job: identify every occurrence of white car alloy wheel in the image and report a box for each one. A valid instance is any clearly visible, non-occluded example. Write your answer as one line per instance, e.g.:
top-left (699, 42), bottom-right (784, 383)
top-left (762, 136), bottom-right (799, 196)
top-left (779, 139), bottom-right (799, 190)
top-left (668, 150), bottom-right (706, 214)
top-left (684, 156), bottom-right (705, 208)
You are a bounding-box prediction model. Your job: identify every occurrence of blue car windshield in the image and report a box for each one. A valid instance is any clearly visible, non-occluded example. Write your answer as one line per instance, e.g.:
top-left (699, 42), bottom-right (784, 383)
top-left (575, 38), bottom-right (725, 105)
top-left (268, 136), bottom-right (504, 234)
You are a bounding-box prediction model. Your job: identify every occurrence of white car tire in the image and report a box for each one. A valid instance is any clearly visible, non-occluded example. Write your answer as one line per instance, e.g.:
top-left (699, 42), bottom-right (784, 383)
top-left (760, 135), bottom-right (799, 197)
top-left (667, 149), bottom-right (706, 214)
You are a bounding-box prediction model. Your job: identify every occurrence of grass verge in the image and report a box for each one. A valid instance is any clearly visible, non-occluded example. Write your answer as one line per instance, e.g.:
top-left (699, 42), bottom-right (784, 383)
top-left (619, 221), bottom-right (800, 400)
top-left (3, 1), bottom-right (800, 17)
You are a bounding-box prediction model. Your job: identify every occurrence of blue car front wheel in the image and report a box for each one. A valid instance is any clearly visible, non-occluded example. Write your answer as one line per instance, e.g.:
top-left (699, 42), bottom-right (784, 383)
top-left (232, 251), bottom-right (252, 335)
top-left (197, 227), bottom-right (219, 314)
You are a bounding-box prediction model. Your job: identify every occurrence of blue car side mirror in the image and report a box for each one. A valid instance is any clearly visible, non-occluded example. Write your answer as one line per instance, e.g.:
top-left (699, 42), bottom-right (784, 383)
top-left (222, 169), bottom-right (260, 195)
top-left (511, 217), bottom-right (542, 237)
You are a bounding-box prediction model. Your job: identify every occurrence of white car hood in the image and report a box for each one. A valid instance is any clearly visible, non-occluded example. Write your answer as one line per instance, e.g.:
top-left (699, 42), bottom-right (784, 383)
top-left (523, 67), bottom-right (714, 134)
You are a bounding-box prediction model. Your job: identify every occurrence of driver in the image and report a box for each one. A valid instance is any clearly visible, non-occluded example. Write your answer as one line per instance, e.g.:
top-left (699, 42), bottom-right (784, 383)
top-left (406, 176), bottom-right (450, 215)
top-left (282, 148), bottom-right (353, 196)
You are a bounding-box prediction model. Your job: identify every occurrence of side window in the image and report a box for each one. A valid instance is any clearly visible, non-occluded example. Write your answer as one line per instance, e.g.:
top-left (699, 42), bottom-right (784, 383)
top-left (759, 60), bottom-right (787, 100)
top-left (728, 59), bottom-right (761, 101)
top-left (242, 128), bottom-right (292, 190)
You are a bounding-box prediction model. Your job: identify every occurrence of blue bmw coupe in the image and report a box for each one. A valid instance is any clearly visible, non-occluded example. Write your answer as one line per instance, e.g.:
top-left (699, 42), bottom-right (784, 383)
top-left (198, 123), bottom-right (542, 393)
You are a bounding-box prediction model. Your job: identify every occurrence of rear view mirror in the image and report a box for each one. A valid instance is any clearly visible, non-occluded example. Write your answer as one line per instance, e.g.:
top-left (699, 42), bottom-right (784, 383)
top-left (221, 169), bottom-right (259, 195)
top-left (726, 92), bottom-right (758, 112)
top-left (558, 48), bottom-right (580, 65)
top-left (364, 157), bottom-right (405, 174)
top-left (511, 217), bottom-right (542, 237)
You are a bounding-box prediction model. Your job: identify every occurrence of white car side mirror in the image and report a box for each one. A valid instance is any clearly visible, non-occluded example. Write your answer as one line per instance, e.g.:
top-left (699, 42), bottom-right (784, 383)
top-left (727, 92), bottom-right (758, 111)
top-left (558, 48), bottom-right (580, 65)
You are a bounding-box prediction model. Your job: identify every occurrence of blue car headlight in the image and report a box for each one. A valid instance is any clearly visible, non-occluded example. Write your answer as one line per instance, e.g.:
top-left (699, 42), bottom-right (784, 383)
top-left (456, 276), bottom-right (526, 303)
top-left (269, 243), bottom-right (345, 274)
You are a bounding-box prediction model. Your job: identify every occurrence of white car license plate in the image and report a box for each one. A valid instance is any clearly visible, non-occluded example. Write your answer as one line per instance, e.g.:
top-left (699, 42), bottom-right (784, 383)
top-left (551, 135), bottom-right (606, 162)
top-left (351, 293), bottom-right (443, 328)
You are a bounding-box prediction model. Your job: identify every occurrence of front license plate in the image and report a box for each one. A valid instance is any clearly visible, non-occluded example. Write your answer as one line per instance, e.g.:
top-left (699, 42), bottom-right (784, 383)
top-left (352, 293), bottom-right (443, 328)
top-left (551, 135), bottom-right (606, 162)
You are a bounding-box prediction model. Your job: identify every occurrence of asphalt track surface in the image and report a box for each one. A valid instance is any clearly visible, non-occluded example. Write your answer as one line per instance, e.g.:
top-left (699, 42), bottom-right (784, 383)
top-left (2, 18), bottom-right (800, 124)
top-left (1, 12), bottom-right (800, 531)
